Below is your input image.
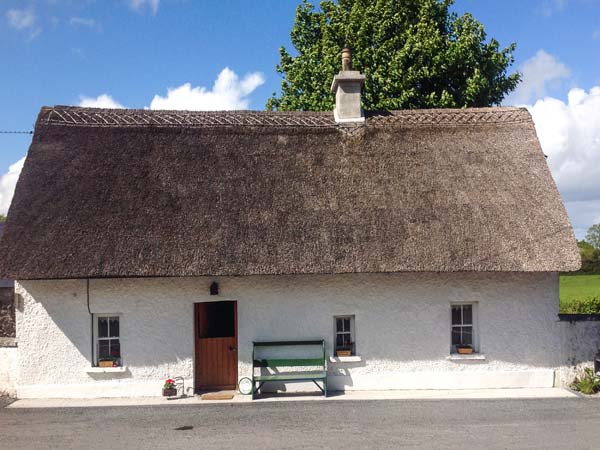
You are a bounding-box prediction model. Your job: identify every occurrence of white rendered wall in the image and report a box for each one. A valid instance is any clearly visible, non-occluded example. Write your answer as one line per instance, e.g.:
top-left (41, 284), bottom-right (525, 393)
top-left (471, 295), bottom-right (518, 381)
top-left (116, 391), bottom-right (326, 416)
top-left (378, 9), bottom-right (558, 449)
top-left (15, 272), bottom-right (562, 398)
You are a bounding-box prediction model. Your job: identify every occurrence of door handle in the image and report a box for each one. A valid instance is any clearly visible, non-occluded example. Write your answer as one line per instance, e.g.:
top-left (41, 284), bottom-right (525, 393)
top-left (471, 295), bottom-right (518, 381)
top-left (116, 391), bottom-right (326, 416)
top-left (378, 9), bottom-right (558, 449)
top-left (229, 346), bottom-right (237, 351)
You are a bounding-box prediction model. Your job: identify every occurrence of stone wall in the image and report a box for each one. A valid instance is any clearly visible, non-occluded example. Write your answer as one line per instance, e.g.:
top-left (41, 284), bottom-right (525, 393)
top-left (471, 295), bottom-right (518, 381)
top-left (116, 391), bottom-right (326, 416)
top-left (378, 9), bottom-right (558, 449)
top-left (556, 316), bottom-right (600, 386)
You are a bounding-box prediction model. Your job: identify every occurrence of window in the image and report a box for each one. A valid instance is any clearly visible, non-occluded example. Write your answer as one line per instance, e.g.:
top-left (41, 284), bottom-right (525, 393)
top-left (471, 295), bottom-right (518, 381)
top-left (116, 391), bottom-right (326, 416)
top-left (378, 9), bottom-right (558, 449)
top-left (94, 315), bottom-right (121, 367)
top-left (451, 304), bottom-right (476, 353)
top-left (334, 316), bottom-right (355, 356)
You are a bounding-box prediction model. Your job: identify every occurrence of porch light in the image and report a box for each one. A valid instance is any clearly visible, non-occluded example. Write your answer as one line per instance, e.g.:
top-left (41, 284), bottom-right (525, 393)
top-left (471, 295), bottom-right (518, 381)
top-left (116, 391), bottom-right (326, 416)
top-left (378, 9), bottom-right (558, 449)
top-left (210, 282), bottom-right (219, 296)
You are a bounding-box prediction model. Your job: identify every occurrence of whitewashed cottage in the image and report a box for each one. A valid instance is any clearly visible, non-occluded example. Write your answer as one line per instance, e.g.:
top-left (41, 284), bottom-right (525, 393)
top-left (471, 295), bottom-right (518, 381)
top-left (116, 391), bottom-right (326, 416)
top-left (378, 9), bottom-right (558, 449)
top-left (0, 51), bottom-right (580, 398)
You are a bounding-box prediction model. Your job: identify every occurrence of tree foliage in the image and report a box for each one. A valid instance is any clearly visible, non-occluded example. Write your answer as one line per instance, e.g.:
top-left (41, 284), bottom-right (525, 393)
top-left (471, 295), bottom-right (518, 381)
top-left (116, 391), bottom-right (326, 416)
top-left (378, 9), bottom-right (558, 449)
top-left (267, 0), bottom-right (520, 111)
top-left (577, 225), bottom-right (600, 274)
top-left (585, 223), bottom-right (600, 251)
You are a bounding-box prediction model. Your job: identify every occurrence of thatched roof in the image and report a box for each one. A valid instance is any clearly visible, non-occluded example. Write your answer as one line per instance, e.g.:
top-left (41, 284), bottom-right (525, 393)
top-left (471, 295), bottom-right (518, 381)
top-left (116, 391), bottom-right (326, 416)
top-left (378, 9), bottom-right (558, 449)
top-left (0, 106), bottom-right (579, 279)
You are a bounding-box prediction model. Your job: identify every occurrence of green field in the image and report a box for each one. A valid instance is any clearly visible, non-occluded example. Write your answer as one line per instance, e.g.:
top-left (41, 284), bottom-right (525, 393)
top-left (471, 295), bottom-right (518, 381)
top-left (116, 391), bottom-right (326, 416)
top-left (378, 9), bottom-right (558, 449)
top-left (559, 274), bottom-right (600, 313)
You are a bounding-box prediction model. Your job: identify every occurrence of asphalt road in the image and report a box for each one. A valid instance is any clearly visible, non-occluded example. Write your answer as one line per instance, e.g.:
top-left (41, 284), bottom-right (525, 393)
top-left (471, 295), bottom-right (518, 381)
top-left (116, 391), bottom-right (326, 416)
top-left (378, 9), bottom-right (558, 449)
top-left (1, 397), bottom-right (600, 450)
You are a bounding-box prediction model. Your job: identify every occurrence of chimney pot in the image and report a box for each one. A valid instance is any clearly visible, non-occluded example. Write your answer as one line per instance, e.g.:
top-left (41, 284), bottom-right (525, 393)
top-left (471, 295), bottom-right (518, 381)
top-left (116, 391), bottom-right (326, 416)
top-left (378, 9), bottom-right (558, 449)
top-left (331, 47), bottom-right (365, 124)
top-left (341, 47), bottom-right (352, 71)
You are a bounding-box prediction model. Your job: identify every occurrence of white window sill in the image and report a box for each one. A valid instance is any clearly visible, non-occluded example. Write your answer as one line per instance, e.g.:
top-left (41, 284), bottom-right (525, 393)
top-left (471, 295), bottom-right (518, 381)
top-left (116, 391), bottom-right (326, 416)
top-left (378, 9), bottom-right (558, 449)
top-left (85, 366), bottom-right (127, 374)
top-left (447, 354), bottom-right (486, 361)
top-left (329, 355), bottom-right (362, 363)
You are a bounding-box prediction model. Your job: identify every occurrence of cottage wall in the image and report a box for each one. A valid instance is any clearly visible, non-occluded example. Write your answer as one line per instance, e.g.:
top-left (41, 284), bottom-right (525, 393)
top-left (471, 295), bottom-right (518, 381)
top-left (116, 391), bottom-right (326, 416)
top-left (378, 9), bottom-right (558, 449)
top-left (15, 272), bottom-right (565, 398)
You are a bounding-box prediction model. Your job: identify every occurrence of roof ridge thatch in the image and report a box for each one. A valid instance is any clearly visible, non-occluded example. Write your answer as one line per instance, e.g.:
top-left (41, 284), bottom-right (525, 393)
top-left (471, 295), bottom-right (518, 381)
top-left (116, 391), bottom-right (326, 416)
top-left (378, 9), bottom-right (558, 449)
top-left (38, 105), bottom-right (531, 129)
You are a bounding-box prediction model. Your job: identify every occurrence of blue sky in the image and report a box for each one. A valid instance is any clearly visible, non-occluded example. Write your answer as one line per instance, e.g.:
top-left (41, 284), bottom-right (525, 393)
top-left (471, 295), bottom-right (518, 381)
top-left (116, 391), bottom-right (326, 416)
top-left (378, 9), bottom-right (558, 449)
top-left (1, 0), bottom-right (600, 237)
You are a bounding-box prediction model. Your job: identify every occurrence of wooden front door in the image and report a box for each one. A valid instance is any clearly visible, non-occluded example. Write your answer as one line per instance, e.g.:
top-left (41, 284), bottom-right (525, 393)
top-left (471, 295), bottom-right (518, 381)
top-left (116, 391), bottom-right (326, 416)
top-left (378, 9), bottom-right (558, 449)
top-left (194, 301), bottom-right (238, 391)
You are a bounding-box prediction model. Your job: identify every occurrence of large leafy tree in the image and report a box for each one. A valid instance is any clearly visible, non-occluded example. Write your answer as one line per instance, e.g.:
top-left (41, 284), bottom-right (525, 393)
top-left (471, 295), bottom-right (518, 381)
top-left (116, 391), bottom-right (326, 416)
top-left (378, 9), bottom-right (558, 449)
top-left (586, 223), bottom-right (600, 251)
top-left (577, 240), bottom-right (600, 274)
top-left (267, 0), bottom-right (520, 111)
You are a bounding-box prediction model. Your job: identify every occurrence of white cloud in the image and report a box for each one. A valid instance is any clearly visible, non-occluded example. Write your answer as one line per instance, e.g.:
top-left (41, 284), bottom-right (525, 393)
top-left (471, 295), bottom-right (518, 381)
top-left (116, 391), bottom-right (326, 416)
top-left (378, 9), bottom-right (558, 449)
top-left (69, 17), bottom-right (100, 30)
top-left (528, 86), bottom-right (600, 238)
top-left (0, 157), bottom-right (26, 216)
top-left (5, 8), bottom-right (35, 30)
top-left (77, 68), bottom-right (265, 111)
top-left (5, 7), bottom-right (41, 39)
top-left (150, 68), bottom-right (265, 111)
top-left (504, 50), bottom-right (600, 237)
top-left (504, 50), bottom-right (570, 105)
top-left (78, 94), bottom-right (125, 109)
top-left (541, 0), bottom-right (567, 16)
top-left (129, 0), bottom-right (160, 15)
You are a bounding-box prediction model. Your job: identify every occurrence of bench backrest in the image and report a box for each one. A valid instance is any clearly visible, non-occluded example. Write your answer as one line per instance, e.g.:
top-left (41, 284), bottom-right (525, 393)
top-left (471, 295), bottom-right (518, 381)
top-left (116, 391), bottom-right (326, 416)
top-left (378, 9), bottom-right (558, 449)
top-left (252, 340), bottom-right (326, 370)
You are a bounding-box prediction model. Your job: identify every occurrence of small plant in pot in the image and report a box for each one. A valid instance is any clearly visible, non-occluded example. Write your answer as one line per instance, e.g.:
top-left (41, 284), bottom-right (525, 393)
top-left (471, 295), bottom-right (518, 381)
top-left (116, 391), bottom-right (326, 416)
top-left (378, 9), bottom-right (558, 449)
top-left (336, 343), bottom-right (354, 357)
top-left (457, 344), bottom-right (473, 354)
top-left (98, 357), bottom-right (121, 368)
top-left (163, 378), bottom-right (177, 397)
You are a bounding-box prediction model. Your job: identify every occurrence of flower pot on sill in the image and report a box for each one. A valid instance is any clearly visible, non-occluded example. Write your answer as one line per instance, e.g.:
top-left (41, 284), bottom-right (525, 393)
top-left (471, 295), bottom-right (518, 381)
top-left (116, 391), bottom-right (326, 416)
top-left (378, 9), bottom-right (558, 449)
top-left (457, 347), bottom-right (473, 354)
top-left (98, 360), bottom-right (115, 368)
top-left (162, 388), bottom-right (177, 397)
top-left (336, 350), bottom-right (352, 357)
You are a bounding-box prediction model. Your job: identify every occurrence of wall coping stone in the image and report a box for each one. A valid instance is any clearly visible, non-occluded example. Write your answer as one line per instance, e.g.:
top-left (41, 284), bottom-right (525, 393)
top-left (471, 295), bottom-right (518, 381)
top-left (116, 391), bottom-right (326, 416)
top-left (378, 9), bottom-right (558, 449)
top-left (0, 337), bottom-right (16, 347)
top-left (558, 314), bottom-right (600, 322)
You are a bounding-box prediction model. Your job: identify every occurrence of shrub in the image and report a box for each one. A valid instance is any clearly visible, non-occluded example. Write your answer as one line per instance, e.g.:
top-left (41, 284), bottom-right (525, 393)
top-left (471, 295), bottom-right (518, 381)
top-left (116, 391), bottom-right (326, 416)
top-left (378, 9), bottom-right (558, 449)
top-left (571, 368), bottom-right (600, 395)
top-left (561, 296), bottom-right (600, 314)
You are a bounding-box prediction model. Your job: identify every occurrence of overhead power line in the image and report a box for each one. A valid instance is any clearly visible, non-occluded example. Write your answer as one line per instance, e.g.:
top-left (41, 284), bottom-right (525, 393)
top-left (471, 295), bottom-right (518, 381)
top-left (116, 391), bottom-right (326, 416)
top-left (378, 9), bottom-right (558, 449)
top-left (0, 130), bottom-right (33, 134)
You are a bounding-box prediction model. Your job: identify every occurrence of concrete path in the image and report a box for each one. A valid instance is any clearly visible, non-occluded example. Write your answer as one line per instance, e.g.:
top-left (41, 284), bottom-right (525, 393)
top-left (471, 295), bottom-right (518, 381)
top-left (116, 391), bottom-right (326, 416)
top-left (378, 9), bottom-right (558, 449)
top-left (7, 387), bottom-right (577, 408)
top-left (1, 396), bottom-right (599, 450)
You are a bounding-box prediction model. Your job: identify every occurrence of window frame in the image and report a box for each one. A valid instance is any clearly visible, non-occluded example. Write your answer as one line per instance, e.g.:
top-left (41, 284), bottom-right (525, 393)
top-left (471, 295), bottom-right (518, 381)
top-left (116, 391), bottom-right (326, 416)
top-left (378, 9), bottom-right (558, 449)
top-left (450, 303), bottom-right (478, 354)
top-left (93, 313), bottom-right (123, 367)
top-left (333, 315), bottom-right (356, 356)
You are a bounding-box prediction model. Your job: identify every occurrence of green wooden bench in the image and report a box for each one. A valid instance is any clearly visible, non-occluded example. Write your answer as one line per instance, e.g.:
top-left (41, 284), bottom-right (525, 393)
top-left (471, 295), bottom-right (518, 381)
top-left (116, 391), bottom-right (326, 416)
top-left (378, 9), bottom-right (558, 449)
top-left (252, 340), bottom-right (327, 399)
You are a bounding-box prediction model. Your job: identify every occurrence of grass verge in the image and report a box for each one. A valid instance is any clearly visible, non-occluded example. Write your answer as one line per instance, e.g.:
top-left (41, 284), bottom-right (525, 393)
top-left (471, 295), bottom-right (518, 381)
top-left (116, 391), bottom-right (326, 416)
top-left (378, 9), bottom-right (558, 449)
top-left (560, 274), bottom-right (600, 313)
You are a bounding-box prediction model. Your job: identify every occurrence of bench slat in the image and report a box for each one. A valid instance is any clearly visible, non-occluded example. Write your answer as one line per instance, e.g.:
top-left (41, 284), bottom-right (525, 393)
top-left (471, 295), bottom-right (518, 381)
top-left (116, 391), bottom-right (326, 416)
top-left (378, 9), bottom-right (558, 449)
top-left (253, 340), bottom-right (324, 347)
top-left (254, 372), bottom-right (327, 381)
top-left (253, 358), bottom-right (324, 368)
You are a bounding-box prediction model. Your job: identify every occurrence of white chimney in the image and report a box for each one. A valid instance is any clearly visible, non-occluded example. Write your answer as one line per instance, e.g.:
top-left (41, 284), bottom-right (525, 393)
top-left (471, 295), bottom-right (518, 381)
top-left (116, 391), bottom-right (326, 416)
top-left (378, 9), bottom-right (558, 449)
top-left (331, 47), bottom-right (365, 123)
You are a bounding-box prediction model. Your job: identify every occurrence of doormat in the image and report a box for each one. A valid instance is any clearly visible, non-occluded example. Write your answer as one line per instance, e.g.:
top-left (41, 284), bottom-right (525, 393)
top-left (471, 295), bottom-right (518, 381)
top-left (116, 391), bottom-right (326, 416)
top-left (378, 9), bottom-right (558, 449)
top-left (201, 393), bottom-right (235, 401)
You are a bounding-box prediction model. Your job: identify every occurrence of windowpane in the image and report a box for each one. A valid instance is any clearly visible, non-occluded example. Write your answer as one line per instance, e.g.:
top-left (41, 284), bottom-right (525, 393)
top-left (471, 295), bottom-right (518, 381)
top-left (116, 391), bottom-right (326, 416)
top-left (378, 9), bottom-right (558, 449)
top-left (462, 306), bottom-right (472, 325)
top-left (109, 317), bottom-right (119, 337)
top-left (98, 341), bottom-right (110, 358)
top-left (110, 339), bottom-right (121, 358)
top-left (336, 318), bottom-right (343, 333)
top-left (461, 327), bottom-right (473, 346)
top-left (342, 334), bottom-right (352, 347)
top-left (336, 334), bottom-right (344, 347)
top-left (451, 306), bottom-right (461, 325)
top-left (343, 318), bottom-right (350, 332)
top-left (451, 328), bottom-right (462, 346)
top-left (98, 317), bottom-right (108, 338)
